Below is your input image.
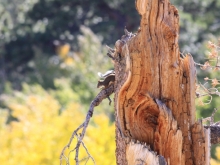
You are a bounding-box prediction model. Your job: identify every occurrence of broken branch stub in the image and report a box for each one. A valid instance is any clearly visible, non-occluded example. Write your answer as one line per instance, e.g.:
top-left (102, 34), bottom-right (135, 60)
top-left (114, 0), bottom-right (210, 164)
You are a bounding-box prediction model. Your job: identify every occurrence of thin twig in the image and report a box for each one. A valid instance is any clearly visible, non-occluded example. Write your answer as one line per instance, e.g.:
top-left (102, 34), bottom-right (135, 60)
top-left (60, 123), bottom-right (85, 164)
top-left (81, 140), bottom-right (96, 164)
top-left (210, 108), bottom-right (218, 125)
top-left (196, 82), bottom-right (213, 104)
top-left (202, 107), bottom-right (220, 126)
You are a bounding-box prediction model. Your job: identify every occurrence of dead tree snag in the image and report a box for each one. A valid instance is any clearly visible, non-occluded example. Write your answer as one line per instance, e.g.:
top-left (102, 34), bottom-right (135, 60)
top-left (114, 0), bottom-right (210, 164)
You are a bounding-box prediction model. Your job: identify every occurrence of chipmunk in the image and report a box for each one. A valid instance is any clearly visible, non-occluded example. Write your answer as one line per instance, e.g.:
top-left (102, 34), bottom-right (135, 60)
top-left (97, 70), bottom-right (115, 89)
top-left (97, 70), bottom-right (115, 105)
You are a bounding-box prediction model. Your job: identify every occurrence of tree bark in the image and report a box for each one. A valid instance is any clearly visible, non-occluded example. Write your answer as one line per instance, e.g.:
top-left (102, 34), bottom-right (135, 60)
top-left (114, 0), bottom-right (210, 164)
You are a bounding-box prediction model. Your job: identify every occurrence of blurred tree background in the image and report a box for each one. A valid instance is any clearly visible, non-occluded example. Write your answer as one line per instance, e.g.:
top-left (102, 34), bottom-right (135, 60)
top-left (0, 0), bottom-right (220, 164)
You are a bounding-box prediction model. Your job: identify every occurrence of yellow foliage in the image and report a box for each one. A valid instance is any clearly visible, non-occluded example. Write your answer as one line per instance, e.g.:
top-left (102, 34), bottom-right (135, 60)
top-left (211, 159), bottom-right (220, 165)
top-left (56, 44), bottom-right (70, 59)
top-left (56, 43), bottom-right (74, 65)
top-left (211, 147), bottom-right (220, 165)
top-left (64, 57), bottom-right (74, 65)
top-left (216, 147), bottom-right (220, 160)
top-left (0, 91), bottom-right (116, 165)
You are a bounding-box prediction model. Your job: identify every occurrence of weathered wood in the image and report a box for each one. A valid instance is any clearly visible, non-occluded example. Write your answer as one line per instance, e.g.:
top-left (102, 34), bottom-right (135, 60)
top-left (191, 121), bottom-right (210, 165)
top-left (154, 99), bottom-right (183, 165)
top-left (113, 0), bottom-right (210, 164)
top-left (126, 142), bottom-right (167, 165)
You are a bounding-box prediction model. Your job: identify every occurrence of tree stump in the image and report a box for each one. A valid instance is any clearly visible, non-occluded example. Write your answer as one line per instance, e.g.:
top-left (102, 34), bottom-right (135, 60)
top-left (114, 0), bottom-right (210, 164)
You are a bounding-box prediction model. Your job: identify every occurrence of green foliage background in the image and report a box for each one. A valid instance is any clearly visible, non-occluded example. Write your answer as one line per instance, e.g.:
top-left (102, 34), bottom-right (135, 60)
top-left (0, 0), bottom-right (220, 164)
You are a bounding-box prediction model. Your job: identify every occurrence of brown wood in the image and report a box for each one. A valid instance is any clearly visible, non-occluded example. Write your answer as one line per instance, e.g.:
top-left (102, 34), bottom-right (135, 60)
top-left (113, 0), bottom-right (210, 164)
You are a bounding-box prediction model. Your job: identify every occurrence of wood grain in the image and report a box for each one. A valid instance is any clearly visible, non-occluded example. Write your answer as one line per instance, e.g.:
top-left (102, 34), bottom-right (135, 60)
top-left (114, 0), bottom-right (210, 164)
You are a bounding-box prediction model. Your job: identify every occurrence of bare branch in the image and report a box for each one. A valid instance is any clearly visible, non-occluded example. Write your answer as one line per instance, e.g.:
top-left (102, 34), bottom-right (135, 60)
top-left (60, 84), bottom-right (114, 165)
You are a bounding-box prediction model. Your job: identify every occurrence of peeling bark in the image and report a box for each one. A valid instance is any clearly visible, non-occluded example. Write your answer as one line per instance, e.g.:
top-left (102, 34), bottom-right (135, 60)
top-left (113, 0), bottom-right (210, 164)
